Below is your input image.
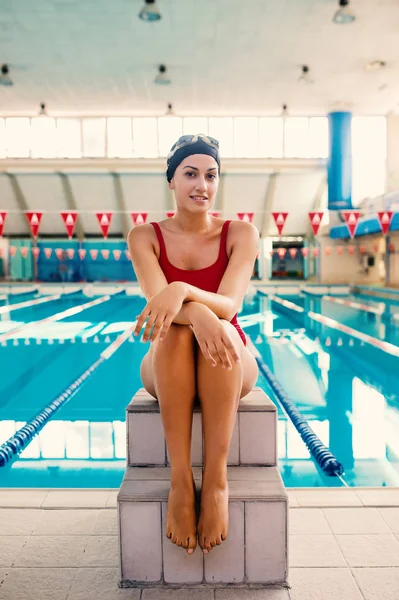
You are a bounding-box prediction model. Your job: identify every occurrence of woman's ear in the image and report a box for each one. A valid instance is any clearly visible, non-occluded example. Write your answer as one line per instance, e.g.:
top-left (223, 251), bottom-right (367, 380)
top-left (168, 180), bottom-right (175, 190)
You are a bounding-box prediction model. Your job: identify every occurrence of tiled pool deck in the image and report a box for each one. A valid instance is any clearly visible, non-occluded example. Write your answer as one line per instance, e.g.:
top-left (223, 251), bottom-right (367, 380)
top-left (0, 487), bottom-right (399, 600)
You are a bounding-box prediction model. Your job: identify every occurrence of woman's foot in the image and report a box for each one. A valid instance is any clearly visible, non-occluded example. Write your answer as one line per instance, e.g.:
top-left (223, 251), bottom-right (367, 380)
top-left (166, 472), bottom-right (197, 554)
top-left (197, 472), bottom-right (229, 554)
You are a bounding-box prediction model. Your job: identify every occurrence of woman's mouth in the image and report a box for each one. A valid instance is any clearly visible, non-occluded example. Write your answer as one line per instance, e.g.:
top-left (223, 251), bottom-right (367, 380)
top-left (190, 196), bottom-right (208, 203)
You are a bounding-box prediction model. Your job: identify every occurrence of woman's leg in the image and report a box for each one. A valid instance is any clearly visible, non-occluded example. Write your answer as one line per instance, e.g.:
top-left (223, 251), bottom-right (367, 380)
top-left (196, 320), bottom-right (258, 554)
top-left (140, 323), bottom-right (198, 554)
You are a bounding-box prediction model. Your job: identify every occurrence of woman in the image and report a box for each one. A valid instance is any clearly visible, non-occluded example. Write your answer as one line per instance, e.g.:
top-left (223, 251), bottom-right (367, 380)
top-left (128, 134), bottom-right (259, 556)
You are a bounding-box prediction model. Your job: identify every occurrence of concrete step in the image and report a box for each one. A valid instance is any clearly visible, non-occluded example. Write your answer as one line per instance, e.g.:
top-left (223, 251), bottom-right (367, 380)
top-left (126, 387), bottom-right (277, 467)
top-left (117, 465), bottom-right (288, 587)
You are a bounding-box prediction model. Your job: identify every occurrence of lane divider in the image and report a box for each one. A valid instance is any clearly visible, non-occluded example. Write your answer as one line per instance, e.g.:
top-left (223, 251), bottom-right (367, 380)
top-left (0, 322), bottom-right (136, 467)
top-left (322, 295), bottom-right (384, 315)
top-left (269, 295), bottom-right (304, 313)
top-left (247, 338), bottom-right (344, 477)
top-left (0, 295), bottom-right (111, 343)
top-left (0, 294), bottom-right (61, 316)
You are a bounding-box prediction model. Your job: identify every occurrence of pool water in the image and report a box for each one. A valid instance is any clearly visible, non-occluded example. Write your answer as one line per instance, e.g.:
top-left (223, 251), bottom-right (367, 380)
top-left (0, 288), bottom-right (398, 489)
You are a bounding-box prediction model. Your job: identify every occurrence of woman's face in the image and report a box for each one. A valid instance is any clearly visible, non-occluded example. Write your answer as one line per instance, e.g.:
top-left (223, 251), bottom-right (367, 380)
top-left (168, 154), bottom-right (219, 212)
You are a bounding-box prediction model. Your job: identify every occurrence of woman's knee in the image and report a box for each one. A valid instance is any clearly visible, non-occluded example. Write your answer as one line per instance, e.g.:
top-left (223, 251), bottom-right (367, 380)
top-left (152, 323), bottom-right (194, 352)
top-left (219, 320), bottom-right (244, 354)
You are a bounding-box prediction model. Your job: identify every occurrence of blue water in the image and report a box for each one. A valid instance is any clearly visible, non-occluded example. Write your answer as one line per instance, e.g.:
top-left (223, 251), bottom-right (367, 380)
top-left (0, 289), bottom-right (398, 489)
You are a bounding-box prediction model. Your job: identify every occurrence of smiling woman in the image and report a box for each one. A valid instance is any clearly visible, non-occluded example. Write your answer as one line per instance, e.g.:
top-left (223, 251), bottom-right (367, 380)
top-left (127, 133), bottom-right (259, 556)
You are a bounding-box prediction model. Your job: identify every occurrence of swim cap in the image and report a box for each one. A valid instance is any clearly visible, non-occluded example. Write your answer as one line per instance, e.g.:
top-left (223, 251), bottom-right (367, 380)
top-left (166, 135), bottom-right (220, 182)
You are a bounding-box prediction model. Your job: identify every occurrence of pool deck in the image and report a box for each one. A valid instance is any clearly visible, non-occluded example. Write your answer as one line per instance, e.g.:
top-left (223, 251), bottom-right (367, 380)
top-left (0, 487), bottom-right (398, 599)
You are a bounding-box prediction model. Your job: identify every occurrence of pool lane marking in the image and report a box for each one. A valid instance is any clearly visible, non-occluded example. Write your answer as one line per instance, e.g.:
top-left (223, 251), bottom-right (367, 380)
top-left (269, 295), bottom-right (305, 313)
top-left (322, 295), bottom-right (384, 315)
top-left (308, 311), bottom-right (399, 357)
top-left (0, 295), bottom-right (111, 343)
top-left (0, 294), bottom-right (62, 315)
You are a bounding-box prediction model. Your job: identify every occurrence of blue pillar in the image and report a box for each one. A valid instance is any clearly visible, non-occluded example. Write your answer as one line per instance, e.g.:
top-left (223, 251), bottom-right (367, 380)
top-left (328, 111), bottom-right (353, 210)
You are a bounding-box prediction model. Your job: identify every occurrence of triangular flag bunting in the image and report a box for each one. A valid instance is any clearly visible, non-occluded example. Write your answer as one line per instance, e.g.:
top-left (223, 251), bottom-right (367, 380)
top-left (336, 246), bottom-right (344, 255)
top-left (9, 246), bottom-right (17, 257)
top-left (113, 249), bottom-right (121, 261)
top-left (0, 212), bottom-right (6, 237)
top-left (359, 245), bottom-right (366, 255)
top-left (377, 211), bottom-right (393, 235)
top-left (61, 212), bottom-right (78, 238)
top-left (288, 248), bottom-right (297, 259)
top-left (301, 247), bottom-right (309, 257)
top-left (125, 249), bottom-right (131, 260)
top-left (96, 212), bottom-right (112, 238)
top-left (373, 243), bottom-right (379, 254)
top-left (44, 248), bottom-right (52, 259)
top-left (313, 247), bottom-right (320, 258)
top-left (90, 249), bottom-right (98, 260)
top-left (308, 212), bottom-right (324, 236)
top-left (347, 246), bottom-right (355, 255)
top-left (32, 247), bottom-right (40, 259)
top-left (78, 249), bottom-right (86, 260)
top-left (20, 247), bottom-right (29, 258)
top-left (131, 212), bottom-right (148, 226)
top-left (325, 246), bottom-right (332, 256)
top-left (209, 211), bottom-right (220, 217)
top-left (342, 211), bottom-right (360, 238)
top-left (389, 242), bottom-right (395, 253)
top-left (272, 212), bottom-right (288, 235)
top-left (55, 248), bottom-right (64, 260)
top-left (277, 248), bottom-right (286, 259)
top-left (25, 212), bottom-right (43, 238)
top-left (66, 248), bottom-right (75, 259)
top-left (237, 212), bottom-right (254, 223)
top-left (166, 211), bottom-right (175, 218)
top-left (101, 249), bottom-right (110, 260)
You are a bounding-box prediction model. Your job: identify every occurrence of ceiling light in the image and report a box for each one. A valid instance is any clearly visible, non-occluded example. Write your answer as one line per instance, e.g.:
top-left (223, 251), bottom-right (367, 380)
top-left (0, 64), bottom-right (13, 87)
top-left (298, 65), bottom-right (313, 84)
top-left (38, 102), bottom-right (48, 116)
top-left (166, 103), bottom-right (174, 116)
top-left (154, 64), bottom-right (171, 85)
top-left (365, 60), bottom-right (386, 71)
top-left (333, 0), bottom-right (356, 24)
top-left (281, 104), bottom-right (288, 117)
top-left (138, 0), bottom-right (161, 22)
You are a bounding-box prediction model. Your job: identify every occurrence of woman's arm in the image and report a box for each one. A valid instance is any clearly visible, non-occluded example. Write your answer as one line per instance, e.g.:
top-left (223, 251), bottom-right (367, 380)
top-left (179, 221), bottom-right (260, 320)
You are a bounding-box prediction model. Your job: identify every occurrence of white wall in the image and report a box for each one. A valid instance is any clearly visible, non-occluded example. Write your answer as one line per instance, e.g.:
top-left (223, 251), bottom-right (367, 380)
top-left (318, 235), bottom-right (384, 285)
top-left (388, 232), bottom-right (399, 287)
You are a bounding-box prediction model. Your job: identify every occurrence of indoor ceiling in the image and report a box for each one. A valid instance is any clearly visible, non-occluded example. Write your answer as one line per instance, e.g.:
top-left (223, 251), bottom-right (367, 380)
top-left (0, 0), bottom-right (398, 117)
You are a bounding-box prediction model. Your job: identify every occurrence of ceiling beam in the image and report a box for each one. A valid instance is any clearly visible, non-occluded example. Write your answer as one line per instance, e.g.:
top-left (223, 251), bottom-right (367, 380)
top-left (57, 172), bottom-right (85, 241)
top-left (4, 173), bottom-right (30, 235)
top-left (111, 173), bottom-right (130, 238)
top-left (261, 172), bottom-right (278, 238)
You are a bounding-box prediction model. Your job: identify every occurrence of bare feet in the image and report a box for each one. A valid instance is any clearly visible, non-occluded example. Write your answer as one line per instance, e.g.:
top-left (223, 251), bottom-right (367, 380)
top-left (166, 472), bottom-right (197, 554)
top-left (197, 475), bottom-right (229, 554)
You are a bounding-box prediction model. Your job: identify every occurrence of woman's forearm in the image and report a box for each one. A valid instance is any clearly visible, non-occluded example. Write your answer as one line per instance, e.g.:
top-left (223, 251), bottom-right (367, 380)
top-left (181, 283), bottom-right (235, 320)
top-left (172, 301), bottom-right (206, 325)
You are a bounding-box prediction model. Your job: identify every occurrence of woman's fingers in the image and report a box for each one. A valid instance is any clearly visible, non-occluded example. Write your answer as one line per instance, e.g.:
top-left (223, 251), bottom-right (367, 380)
top-left (214, 342), bottom-right (232, 369)
top-left (222, 334), bottom-right (241, 364)
top-left (142, 314), bottom-right (157, 342)
top-left (148, 316), bottom-right (165, 342)
top-left (159, 317), bottom-right (174, 341)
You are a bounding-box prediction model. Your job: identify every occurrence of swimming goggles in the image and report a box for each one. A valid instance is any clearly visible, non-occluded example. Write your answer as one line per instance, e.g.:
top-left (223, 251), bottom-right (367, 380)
top-left (167, 134), bottom-right (219, 160)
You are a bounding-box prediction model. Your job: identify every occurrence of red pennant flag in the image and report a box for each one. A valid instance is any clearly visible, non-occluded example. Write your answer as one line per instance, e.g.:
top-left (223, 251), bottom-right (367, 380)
top-left (66, 248), bottom-right (75, 259)
top-left (389, 242), bottom-right (395, 253)
top-left (125, 249), bottom-right (131, 260)
top-left (166, 212), bottom-right (175, 218)
top-left (20, 247), bottom-right (29, 258)
top-left (55, 248), bottom-right (64, 260)
top-left (113, 249), bottom-right (121, 261)
top-left (237, 212), bottom-right (254, 223)
top-left (373, 243), bottom-right (379, 254)
top-left (0, 248), bottom-right (3, 258)
top-left (131, 212), bottom-right (148, 226)
top-left (342, 211), bottom-right (360, 238)
top-left (44, 248), bottom-right (52, 259)
top-left (272, 212), bottom-right (288, 235)
top-left (288, 248), bottom-right (297, 259)
top-left (336, 246), bottom-right (344, 255)
top-left (0, 212), bottom-right (6, 237)
top-left (308, 212), bottom-right (323, 236)
top-left (32, 247), bottom-right (40, 259)
top-left (9, 246), bottom-right (17, 257)
top-left (348, 245), bottom-right (355, 255)
top-left (277, 248), bottom-right (286, 259)
top-left (313, 247), bottom-right (320, 258)
top-left (210, 211), bottom-right (220, 217)
top-left (359, 245), bottom-right (366, 255)
top-left (101, 249), bottom-right (110, 260)
top-left (78, 249), bottom-right (86, 260)
top-left (25, 212), bottom-right (43, 238)
top-left (61, 212), bottom-right (78, 239)
top-left (325, 246), bottom-right (332, 256)
top-left (301, 247), bottom-right (309, 257)
top-left (90, 249), bottom-right (98, 260)
top-left (377, 211), bottom-right (393, 235)
top-left (96, 212), bottom-right (112, 238)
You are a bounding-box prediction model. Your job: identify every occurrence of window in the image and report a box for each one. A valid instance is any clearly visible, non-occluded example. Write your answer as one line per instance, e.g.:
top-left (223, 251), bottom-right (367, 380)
top-left (0, 119), bottom-right (5, 158)
top-left (56, 119), bottom-right (82, 158)
top-left (5, 118), bottom-right (31, 157)
top-left (208, 117), bottom-right (234, 157)
top-left (31, 117), bottom-right (57, 158)
top-left (107, 118), bottom-right (133, 158)
top-left (352, 117), bottom-right (386, 204)
top-left (284, 117), bottom-right (310, 158)
top-left (82, 118), bottom-right (106, 157)
top-left (259, 118), bottom-right (284, 157)
top-left (182, 117), bottom-right (208, 135)
top-left (132, 118), bottom-right (158, 157)
top-left (309, 117), bottom-right (328, 158)
top-left (234, 117), bottom-right (259, 158)
top-left (158, 117), bottom-right (183, 156)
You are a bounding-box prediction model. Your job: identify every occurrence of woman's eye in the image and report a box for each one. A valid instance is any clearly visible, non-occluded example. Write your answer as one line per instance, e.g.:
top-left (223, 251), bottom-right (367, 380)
top-left (207, 174), bottom-right (216, 180)
top-left (186, 172), bottom-right (195, 177)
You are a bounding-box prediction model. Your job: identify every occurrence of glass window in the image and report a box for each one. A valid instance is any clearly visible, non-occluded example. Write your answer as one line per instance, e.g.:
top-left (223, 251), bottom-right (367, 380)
top-left (107, 117), bottom-right (133, 158)
top-left (284, 117), bottom-right (310, 157)
top-left (234, 117), bottom-right (259, 158)
top-left (31, 117), bottom-right (57, 158)
top-left (82, 118), bottom-right (106, 157)
top-left (56, 119), bottom-right (82, 158)
top-left (182, 117), bottom-right (208, 135)
top-left (5, 118), bottom-right (31, 157)
top-left (352, 117), bottom-right (387, 204)
top-left (158, 117), bottom-right (183, 156)
top-left (259, 118), bottom-right (283, 157)
top-left (0, 119), bottom-right (5, 158)
top-left (309, 117), bottom-right (328, 158)
top-left (208, 117), bottom-right (234, 157)
top-left (65, 421), bottom-right (89, 458)
top-left (132, 118), bottom-right (158, 157)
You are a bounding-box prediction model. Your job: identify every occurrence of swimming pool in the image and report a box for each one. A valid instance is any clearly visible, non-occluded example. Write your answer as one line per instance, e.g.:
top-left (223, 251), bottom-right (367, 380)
top-left (0, 285), bottom-right (398, 489)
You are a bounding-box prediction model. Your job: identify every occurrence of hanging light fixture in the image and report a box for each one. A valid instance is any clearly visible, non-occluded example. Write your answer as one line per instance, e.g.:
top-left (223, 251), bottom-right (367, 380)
top-left (333, 0), bottom-right (356, 24)
top-left (138, 0), bottom-right (161, 22)
top-left (298, 65), bottom-right (313, 84)
top-left (166, 103), bottom-right (174, 116)
top-left (154, 64), bottom-right (171, 85)
top-left (38, 102), bottom-right (48, 116)
top-left (0, 64), bottom-right (13, 87)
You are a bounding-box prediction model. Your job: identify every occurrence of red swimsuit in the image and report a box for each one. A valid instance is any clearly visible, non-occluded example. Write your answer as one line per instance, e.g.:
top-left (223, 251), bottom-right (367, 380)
top-left (151, 220), bottom-right (247, 346)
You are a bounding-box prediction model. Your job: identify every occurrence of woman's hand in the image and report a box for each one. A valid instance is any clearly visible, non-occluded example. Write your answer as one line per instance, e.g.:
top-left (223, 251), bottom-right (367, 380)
top-left (189, 304), bottom-right (241, 369)
top-left (134, 281), bottom-right (187, 342)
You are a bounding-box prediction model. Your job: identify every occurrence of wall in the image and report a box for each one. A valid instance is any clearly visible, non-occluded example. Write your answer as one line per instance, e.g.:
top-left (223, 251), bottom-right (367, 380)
top-left (388, 232), bottom-right (399, 287)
